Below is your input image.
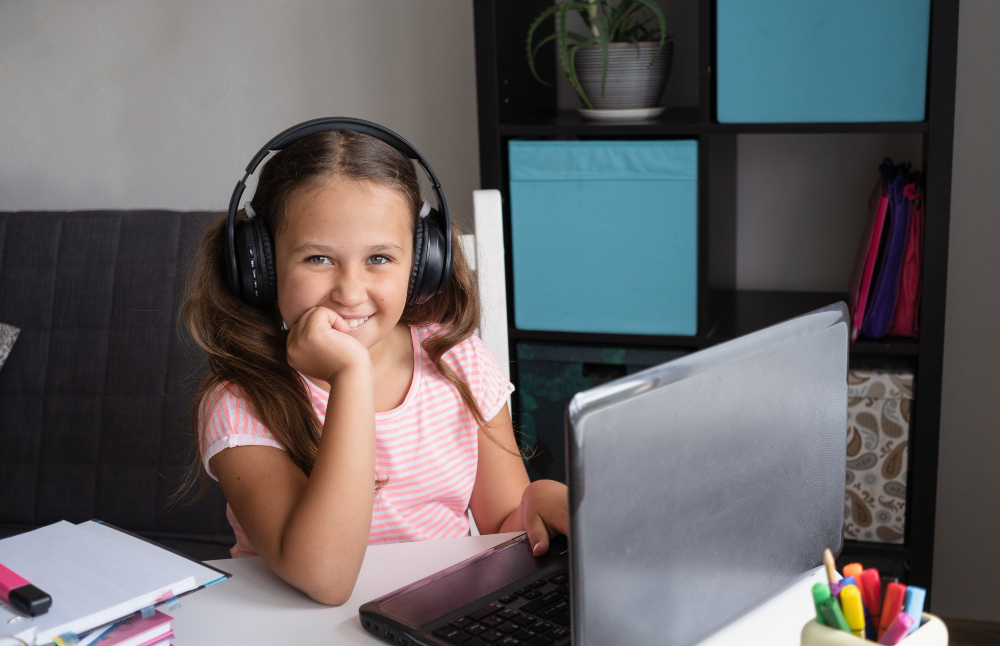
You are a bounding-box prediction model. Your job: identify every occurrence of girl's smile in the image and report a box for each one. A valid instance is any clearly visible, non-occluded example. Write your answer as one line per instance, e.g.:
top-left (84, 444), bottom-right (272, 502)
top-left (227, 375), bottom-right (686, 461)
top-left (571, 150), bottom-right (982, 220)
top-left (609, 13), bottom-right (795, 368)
top-left (344, 313), bottom-right (373, 330)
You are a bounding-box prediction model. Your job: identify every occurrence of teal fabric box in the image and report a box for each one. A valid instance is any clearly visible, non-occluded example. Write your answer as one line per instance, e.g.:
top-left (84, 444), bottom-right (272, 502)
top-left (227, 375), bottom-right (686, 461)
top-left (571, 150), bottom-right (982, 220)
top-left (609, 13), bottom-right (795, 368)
top-left (508, 140), bottom-right (699, 336)
top-left (716, 0), bottom-right (930, 123)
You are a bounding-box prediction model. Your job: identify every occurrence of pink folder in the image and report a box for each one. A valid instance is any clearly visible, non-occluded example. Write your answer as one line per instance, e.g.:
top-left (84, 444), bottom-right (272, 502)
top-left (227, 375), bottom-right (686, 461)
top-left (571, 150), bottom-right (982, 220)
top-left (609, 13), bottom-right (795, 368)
top-left (888, 181), bottom-right (924, 337)
top-left (97, 610), bottom-right (173, 646)
top-left (848, 176), bottom-right (889, 341)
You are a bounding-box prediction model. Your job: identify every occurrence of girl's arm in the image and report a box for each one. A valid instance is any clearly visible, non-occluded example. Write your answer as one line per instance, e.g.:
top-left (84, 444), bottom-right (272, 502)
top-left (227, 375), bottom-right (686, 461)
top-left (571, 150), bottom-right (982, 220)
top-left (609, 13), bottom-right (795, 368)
top-left (468, 403), bottom-right (569, 556)
top-left (211, 306), bottom-right (377, 605)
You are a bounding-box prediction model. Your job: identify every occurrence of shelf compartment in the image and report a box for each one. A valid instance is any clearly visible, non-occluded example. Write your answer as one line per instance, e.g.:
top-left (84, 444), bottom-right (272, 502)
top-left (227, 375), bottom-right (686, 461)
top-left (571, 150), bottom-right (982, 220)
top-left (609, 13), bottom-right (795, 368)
top-left (706, 121), bottom-right (929, 135)
top-left (497, 109), bottom-right (929, 137)
top-left (499, 108), bottom-right (701, 137)
top-left (509, 290), bottom-right (920, 356)
top-left (839, 540), bottom-right (911, 559)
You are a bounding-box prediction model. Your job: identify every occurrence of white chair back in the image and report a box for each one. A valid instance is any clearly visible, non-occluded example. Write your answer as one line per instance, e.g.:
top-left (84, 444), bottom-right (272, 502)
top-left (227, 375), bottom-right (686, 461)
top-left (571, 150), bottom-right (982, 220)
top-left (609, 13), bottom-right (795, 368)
top-left (460, 189), bottom-right (510, 537)
top-left (460, 189), bottom-right (510, 380)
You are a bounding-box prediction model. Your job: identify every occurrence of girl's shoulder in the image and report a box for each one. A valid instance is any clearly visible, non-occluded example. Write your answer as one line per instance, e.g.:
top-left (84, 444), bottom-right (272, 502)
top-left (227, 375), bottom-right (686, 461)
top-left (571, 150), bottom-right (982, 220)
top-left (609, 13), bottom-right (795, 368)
top-left (198, 380), bottom-right (255, 429)
top-left (413, 323), bottom-right (490, 359)
top-left (412, 323), bottom-right (502, 380)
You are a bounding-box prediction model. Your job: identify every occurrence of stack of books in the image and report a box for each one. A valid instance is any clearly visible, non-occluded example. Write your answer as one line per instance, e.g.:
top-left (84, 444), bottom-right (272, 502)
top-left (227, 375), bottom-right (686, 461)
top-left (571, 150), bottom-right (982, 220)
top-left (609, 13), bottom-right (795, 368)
top-left (0, 520), bottom-right (229, 646)
top-left (848, 158), bottom-right (925, 342)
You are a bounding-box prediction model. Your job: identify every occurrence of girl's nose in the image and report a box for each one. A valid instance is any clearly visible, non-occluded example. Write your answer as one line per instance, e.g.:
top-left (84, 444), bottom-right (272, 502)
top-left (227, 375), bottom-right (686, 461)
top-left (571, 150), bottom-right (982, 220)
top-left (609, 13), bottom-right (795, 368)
top-left (331, 266), bottom-right (366, 306)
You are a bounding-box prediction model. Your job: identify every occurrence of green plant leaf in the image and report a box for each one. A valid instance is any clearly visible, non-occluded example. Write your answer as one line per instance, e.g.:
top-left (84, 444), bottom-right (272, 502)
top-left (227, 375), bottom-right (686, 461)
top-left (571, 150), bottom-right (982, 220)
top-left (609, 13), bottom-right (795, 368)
top-left (556, 2), bottom-right (592, 87)
top-left (526, 4), bottom-right (560, 87)
top-left (568, 36), bottom-right (599, 108)
top-left (608, 0), bottom-right (636, 37)
top-left (598, 24), bottom-right (610, 97)
top-left (532, 31), bottom-right (587, 64)
top-left (628, 0), bottom-right (667, 65)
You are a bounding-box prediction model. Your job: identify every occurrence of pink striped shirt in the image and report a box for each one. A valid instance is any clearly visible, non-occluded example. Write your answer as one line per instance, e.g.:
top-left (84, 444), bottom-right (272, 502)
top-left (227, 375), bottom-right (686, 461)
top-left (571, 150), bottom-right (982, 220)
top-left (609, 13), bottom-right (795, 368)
top-left (199, 324), bottom-right (514, 558)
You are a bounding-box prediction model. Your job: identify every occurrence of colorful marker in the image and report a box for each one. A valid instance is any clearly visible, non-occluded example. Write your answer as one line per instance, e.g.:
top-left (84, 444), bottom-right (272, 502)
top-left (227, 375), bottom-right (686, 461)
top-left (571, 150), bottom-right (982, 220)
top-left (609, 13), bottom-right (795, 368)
top-left (842, 562), bottom-right (864, 580)
top-left (812, 583), bottom-right (831, 626)
top-left (878, 611), bottom-right (915, 645)
top-left (903, 585), bottom-right (926, 634)
top-left (0, 562), bottom-right (51, 617)
top-left (818, 597), bottom-right (852, 633)
top-left (831, 575), bottom-right (856, 599)
top-left (859, 568), bottom-right (883, 617)
top-left (823, 548), bottom-right (841, 584)
top-left (878, 582), bottom-right (907, 640)
top-left (839, 584), bottom-right (866, 638)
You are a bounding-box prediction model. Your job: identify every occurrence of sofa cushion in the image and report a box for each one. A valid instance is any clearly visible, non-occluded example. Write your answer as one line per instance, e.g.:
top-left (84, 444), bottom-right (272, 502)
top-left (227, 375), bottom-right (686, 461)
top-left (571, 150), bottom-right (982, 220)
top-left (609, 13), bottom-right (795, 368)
top-left (0, 322), bottom-right (18, 371)
top-left (0, 211), bottom-right (233, 560)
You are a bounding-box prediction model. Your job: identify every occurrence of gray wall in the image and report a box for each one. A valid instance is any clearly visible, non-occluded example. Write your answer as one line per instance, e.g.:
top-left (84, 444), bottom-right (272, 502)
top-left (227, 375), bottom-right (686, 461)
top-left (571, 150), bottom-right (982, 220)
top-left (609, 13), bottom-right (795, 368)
top-left (0, 0), bottom-right (480, 226)
top-left (931, 0), bottom-right (1000, 623)
top-left (1, 0), bottom-right (997, 622)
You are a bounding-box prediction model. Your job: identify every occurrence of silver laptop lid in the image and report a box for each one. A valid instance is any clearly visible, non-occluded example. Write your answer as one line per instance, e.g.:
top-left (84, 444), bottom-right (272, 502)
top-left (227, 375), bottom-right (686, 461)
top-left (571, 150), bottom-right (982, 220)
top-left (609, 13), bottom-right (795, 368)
top-left (566, 303), bottom-right (849, 646)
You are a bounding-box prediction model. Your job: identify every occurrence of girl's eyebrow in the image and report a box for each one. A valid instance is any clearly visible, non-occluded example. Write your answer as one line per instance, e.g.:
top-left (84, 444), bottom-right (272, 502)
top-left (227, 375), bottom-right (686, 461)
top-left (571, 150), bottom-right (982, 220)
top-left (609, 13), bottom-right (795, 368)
top-left (291, 243), bottom-right (404, 254)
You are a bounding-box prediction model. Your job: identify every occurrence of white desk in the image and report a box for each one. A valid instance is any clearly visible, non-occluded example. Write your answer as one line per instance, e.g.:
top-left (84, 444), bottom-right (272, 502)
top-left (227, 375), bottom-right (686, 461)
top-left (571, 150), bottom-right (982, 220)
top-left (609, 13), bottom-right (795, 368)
top-left (172, 533), bottom-right (824, 645)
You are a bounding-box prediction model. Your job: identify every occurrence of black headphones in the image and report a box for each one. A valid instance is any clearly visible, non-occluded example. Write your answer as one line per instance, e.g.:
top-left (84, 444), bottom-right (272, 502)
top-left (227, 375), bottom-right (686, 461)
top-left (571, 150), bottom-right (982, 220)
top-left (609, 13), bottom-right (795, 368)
top-left (224, 117), bottom-right (453, 308)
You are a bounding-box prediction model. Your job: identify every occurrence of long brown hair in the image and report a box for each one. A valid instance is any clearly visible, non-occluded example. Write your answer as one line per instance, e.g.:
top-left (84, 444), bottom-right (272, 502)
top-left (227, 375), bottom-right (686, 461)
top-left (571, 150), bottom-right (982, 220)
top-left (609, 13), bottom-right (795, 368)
top-left (174, 130), bottom-right (501, 503)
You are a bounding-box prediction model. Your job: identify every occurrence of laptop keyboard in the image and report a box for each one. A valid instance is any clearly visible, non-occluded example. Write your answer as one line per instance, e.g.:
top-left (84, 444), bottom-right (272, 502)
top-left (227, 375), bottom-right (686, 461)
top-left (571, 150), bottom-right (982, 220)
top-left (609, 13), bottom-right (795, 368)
top-left (430, 570), bottom-right (571, 646)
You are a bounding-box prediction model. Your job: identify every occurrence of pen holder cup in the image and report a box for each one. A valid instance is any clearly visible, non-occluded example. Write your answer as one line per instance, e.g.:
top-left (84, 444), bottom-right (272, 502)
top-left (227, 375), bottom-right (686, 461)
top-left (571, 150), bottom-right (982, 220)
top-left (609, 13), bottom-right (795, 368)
top-left (801, 613), bottom-right (947, 646)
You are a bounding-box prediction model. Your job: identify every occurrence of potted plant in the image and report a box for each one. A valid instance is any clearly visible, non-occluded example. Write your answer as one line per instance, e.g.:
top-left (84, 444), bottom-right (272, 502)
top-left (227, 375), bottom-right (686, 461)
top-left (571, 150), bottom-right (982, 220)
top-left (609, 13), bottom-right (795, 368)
top-left (527, 0), bottom-right (672, 120)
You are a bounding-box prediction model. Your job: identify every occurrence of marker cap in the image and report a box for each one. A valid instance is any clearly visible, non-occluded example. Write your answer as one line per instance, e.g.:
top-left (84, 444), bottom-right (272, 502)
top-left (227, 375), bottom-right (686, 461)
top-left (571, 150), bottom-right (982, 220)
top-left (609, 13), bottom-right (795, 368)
top-left (10, 583), bottom-right (52, 617)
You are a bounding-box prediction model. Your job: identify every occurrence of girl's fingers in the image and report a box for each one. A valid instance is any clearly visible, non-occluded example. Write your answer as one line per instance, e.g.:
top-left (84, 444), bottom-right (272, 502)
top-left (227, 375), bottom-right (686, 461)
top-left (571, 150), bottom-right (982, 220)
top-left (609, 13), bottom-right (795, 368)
top-left (523, 511), bottom-right (552, 557)
top-left (291, 306), bottom-right (320, 331)
top-left (329, 312), bottom-right (351, 334)
top-left (296, 306), bottom-right (351, 334)
top-left (312, 306), bottom-right (351, 334)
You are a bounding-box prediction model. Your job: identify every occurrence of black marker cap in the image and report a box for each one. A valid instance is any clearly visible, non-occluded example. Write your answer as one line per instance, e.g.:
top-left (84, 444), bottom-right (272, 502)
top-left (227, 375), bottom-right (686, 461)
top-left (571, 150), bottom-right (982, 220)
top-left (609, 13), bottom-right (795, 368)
top-left (10, 584), bottom-right (51, 617)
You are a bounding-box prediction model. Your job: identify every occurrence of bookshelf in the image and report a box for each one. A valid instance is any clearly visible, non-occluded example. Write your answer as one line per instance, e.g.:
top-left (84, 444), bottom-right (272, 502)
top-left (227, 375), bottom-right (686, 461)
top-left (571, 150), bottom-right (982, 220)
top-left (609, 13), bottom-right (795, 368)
top-left (472, 0), bottom-right (958, 599)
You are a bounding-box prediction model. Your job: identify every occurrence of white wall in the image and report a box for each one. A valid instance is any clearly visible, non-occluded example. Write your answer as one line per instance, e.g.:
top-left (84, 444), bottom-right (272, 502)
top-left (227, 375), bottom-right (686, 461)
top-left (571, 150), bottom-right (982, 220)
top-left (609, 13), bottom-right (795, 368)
top-left (0, 0), bottom-right (480, 226)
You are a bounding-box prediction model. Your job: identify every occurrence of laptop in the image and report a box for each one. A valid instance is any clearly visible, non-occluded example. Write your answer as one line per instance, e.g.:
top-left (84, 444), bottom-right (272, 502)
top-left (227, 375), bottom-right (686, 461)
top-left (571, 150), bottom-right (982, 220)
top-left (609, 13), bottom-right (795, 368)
top-left (360, 303), bottom-right (849, 646)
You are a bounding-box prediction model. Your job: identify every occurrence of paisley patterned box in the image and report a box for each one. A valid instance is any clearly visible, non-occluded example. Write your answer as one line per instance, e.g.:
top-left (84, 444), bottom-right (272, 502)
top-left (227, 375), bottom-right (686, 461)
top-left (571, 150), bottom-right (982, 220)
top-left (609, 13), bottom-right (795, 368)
top-left (844, 370), bottom-right (912, 543)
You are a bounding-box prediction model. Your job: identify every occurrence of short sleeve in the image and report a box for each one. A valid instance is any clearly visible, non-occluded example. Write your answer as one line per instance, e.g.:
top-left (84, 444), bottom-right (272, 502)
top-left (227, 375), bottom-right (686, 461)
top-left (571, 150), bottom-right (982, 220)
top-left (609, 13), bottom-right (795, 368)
top-left (443, 333), bottom-right (515, 423)
top-left (199, 383), bottom-right (284, 481)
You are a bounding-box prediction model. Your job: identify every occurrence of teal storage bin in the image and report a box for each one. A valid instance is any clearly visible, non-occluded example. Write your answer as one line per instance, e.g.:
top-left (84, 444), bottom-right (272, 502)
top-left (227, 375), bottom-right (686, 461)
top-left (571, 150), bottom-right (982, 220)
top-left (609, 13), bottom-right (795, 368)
top-left (716, 0), bottom-right (930, 123)
top-left (508, 139), bottom-right (698, 336)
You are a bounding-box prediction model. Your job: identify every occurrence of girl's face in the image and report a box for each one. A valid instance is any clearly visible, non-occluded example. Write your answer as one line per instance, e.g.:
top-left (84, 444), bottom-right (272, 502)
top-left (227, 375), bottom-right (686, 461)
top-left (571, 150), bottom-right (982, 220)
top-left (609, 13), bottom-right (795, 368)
top-left (274, 177), bottom-right (414, 356)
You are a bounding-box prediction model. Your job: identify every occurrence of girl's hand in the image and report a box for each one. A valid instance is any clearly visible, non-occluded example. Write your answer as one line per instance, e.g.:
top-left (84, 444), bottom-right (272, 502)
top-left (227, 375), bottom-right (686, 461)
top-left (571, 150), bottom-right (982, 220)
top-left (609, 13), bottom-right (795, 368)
top-left (517, 480), bottom-right (569, 557)
top-left (285, 306), bottom-right (371, 381)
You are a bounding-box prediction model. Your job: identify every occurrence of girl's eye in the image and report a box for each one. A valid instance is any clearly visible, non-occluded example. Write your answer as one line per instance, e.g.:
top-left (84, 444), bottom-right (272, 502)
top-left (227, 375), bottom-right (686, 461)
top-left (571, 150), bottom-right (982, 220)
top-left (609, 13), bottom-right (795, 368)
top-left (306, 255), bottom-right (331, 265)
top-left (368, 255), bottom-right (391, 265)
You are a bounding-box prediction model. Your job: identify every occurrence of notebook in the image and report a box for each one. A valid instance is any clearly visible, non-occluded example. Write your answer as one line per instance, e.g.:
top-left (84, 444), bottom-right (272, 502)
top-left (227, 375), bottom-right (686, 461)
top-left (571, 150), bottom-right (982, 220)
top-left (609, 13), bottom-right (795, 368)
top-left (888, 179), bottom-right (924, 337)
top-left (96, 610), bottom-right (173, 646)
top-left (848, 171), bottom-right (889, 341)
top-left (0, 520), bottom-right (229, 645)
top-left (862, 160), bottom-right (913, 338)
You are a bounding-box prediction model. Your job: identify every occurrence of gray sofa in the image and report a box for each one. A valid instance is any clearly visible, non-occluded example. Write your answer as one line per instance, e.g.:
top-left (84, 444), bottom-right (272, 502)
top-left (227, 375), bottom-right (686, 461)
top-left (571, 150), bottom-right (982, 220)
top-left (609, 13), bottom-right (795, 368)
top-left (0, 210), bottom-right (234, 560)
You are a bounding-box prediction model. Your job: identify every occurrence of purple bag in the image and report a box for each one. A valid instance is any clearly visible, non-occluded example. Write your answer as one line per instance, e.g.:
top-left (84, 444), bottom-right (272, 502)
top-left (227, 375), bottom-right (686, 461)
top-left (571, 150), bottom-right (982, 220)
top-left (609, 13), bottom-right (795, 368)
top-left (861, 159), bottom-right (912, 339)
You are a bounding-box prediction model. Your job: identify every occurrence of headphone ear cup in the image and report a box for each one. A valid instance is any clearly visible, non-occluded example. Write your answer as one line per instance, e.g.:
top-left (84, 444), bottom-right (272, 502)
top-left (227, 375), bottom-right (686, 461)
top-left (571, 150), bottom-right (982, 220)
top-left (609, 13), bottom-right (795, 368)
top-left (408, 209), bottom-right (450, 305)
top-left (251, 216), bottom-right (278, 306)
top-left (407, 218), bottom-right (427, 306)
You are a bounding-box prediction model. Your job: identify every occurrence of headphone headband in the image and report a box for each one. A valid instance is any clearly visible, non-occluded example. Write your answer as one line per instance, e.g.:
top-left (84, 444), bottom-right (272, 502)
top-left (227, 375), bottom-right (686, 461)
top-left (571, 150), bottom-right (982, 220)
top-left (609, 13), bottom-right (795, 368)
top-left (224, 117), bottom-right (452, 304)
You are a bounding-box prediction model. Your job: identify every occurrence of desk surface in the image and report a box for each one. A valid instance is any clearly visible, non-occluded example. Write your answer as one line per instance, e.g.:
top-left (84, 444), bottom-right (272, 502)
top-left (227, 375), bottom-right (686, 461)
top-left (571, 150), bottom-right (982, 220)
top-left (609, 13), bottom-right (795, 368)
top-left (172, 533), bottom-right (824, 645)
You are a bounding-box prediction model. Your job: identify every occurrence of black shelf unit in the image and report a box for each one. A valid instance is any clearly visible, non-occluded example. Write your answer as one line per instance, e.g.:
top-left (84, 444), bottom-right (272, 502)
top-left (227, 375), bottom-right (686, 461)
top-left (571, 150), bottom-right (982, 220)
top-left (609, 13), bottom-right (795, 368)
top-left (473, 0), bottom-right (958, 599)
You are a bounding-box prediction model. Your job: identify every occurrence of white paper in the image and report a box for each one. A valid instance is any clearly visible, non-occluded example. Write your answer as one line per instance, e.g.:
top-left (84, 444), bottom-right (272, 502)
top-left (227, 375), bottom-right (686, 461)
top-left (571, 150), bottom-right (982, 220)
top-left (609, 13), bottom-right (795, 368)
top-left (0, 521), bottom-right (203, 645)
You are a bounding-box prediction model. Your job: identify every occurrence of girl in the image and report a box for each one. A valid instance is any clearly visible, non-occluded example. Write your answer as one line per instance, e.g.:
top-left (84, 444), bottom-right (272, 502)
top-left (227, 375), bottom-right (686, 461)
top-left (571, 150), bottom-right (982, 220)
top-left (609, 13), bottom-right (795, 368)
top-left (177, 123), bottom-right (569, 606)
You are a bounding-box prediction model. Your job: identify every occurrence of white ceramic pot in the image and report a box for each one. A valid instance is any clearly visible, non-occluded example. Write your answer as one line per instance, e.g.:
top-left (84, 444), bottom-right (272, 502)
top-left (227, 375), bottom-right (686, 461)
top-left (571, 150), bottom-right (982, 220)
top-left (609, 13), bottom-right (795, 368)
top-left (574, 40), bottom-right (674, 112)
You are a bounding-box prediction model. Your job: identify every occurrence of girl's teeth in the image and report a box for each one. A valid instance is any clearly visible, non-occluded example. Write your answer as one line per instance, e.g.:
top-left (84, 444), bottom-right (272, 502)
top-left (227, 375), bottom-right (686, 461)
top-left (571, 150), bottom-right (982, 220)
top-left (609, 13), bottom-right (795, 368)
top-left (348, 315), bottom-right (370, 329)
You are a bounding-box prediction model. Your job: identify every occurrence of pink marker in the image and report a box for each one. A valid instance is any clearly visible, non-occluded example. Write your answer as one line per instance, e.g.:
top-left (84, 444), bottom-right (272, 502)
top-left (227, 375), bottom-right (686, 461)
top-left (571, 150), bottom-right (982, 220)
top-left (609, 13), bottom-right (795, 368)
top-left (0, 562), bottom-right (51, 616)
top-left (877, 611), bottom-right (914, 645)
